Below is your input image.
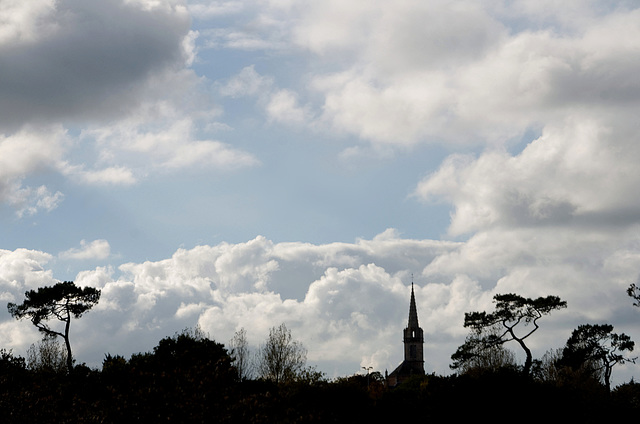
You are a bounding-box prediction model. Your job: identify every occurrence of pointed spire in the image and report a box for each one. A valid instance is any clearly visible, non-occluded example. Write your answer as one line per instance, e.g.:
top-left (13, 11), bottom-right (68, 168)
top-left (408, 282), bottom-right (419, 328)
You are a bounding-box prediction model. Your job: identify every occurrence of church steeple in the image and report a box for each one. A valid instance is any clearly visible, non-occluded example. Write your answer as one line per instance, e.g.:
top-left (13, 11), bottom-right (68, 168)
top-left (408, 282), bottom-right (419, 329)
top-left (403, 282), bottom-right (424, 367)
top-left (386, 282), bottom-right (426, 387)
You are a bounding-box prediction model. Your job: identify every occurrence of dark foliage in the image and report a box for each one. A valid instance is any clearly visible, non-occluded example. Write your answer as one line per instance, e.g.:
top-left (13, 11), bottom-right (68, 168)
top-left (455, 293), bottom-right (567, 375)
top-left (98, 329), bottom-right (238, 422)
top-left (558, 323), bottom-right (635, 392)
top-left (629, 283), bottom-right (640, 307)
top-left (0, 335), bottom-right (638, 422)
top-left (7, 281), bottom-right (101, 371)
top-left (7, 282), bottom-right (101, 331)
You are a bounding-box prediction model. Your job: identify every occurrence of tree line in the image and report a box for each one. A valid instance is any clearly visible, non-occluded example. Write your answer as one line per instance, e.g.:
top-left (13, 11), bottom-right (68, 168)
top-left (0, 280), bottom-right (639, 422)
top-left (4, 281), bottom-right (314, 383)
top-left (450, 288), bottom-right (638, 393)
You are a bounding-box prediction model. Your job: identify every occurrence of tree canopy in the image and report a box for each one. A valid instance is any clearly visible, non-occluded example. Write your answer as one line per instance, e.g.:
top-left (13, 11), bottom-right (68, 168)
top-left (458, 293), bottom-right (567, 375)
top-left (256, 323), bottom-right (307, 384)
top-left (230, 327), bottom-right (252, 381)
top-left (7, 281), bottom-right (101, 371)
top-left (450, 327), bottom-right (517, 373)
top-left (559, 323), bottom-right (635, 392)
top-left (0, 323), bottom-right (637, 421)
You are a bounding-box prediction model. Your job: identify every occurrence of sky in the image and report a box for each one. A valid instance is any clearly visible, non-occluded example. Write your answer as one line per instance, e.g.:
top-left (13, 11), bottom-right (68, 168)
top-left (1, 0), bottom-right (640, 384)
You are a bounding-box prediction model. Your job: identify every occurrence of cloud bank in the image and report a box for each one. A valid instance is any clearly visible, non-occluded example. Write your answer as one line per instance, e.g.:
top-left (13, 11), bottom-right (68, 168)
top-left (2, 228), bottom-right (639, 383)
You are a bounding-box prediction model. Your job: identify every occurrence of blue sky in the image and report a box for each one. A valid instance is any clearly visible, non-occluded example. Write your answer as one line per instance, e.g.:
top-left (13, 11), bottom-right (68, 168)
top-left (2, 0), bottom-right (640, 383)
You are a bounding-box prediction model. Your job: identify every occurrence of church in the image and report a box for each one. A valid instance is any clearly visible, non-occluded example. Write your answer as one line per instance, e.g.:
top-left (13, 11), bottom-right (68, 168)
top-left (386, 283), bottom-right (425, 387)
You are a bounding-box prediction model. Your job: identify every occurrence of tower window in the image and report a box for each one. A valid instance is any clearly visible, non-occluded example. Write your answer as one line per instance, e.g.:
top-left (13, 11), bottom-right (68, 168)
top-left (410, 345), bottom-right (416, 359)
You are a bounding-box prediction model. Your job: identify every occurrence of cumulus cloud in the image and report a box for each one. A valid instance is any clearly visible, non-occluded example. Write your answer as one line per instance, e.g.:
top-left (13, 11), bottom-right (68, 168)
top-left (0, 0), bottom-right (259, 213)
top-left (0, 126), bottom-right (66, 185)
top-left (414, 115), bottom-right (640, 235)
top-left (59, 240), bottom-right (111, 261)
top-left (0, 0), bottom-right (192, 130)
top-left (0, 248), bottom-right (54, 306)
top-left (207, 1), bottom-right (640, 147)
top-left (81, 115), bottom-right (259, 172)
top-left (0, 232), bottom-right (461, 374)
top-left (2, 228), bottom-right (639, 382)
top-left (266, 89), bottom-right (311, 125)
top-left (0, 125), bottom-right (68, 215)
top-left (0, 1), bottom-right (186, 213)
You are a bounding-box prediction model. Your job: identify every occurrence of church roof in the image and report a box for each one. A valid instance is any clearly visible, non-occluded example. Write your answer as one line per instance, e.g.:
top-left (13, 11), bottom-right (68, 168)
top-left (388, 359), bottom-right (417, 378)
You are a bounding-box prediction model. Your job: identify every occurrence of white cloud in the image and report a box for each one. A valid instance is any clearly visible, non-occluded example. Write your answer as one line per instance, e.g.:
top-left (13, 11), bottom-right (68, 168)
top-left (164, 139), bottom-right (260, 169)
top-left (59, 240), bottom-right (111, 261)
top-left (266, 89), bottom-right (310, 125)
top-left (208, 1), bottom-right (640, 148)
top-left (0, 248), bottom-right (55, 307)
top-left (80, 167), bottom-right (137, 186)
top-left (0, 125), bottom-right (68, 216)
top-left (60, 164), bottom-right (138, 186)
top-left (218, 65), bottom-right (274, 98)
top-left (1, 232), bottom-right (460, 374)
top-left (414, 114), bottom-right (640, 236)
top-left (82, 115), bottom-right (259, 172)
top-left (218, 65), bottom-right (314, 128)
top-left (0, 0), bottom-right (226, 209)
top-left (0, 0), bottom-right (58, 44)
top-left (296, 0), bottom-right (504, 70)
top-left (7, 184), bottom-right (65, 219)
top-left (3, 227), bottom-right (639, 383)
top-left (0, 126), bottom-right (67, 182)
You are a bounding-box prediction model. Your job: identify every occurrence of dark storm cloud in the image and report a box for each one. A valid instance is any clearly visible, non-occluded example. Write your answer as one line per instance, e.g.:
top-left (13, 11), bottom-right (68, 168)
top-left (0, 0), bottom-right (191, 130)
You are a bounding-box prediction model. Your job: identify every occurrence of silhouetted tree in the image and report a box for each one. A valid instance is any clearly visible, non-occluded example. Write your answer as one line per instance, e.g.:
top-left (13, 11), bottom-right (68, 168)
top-left (628, 283), bottom-right (640, 308)
top-left (534, 346), bottom-right (605, 392)
top-left (451, 327), bottom-right (517, 373)
top-left (295, 365), bottom-right (326, 385)
top-left (7, 281), bottom-right (101, 371)
top-left (0, 349), bottom-right (26, 385)
top-left (257, 323), bottom-right (307, 383)
top-left (26, 335), bottom-right (67, 374)
top-left (100, 327), bottom-right (237, 421)
top-left (533, 348), bottom-right (564, 383)
top-left (459, 293), bottom-right (567, 375)
top-left (559, 323), bottom-right (636, 392)
top-left (230, 327), bottom-right (253, 380)
top-left (612, 380), bottom-right (640, 415)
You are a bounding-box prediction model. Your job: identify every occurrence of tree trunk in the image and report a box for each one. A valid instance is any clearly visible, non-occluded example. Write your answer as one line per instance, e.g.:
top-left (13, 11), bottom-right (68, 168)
top-left (511, 332), bottom-right (532, 375)
top-left (64, 312), bottom-right (73, 372)
top-left (604, 365), bottom-right (612, 393)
